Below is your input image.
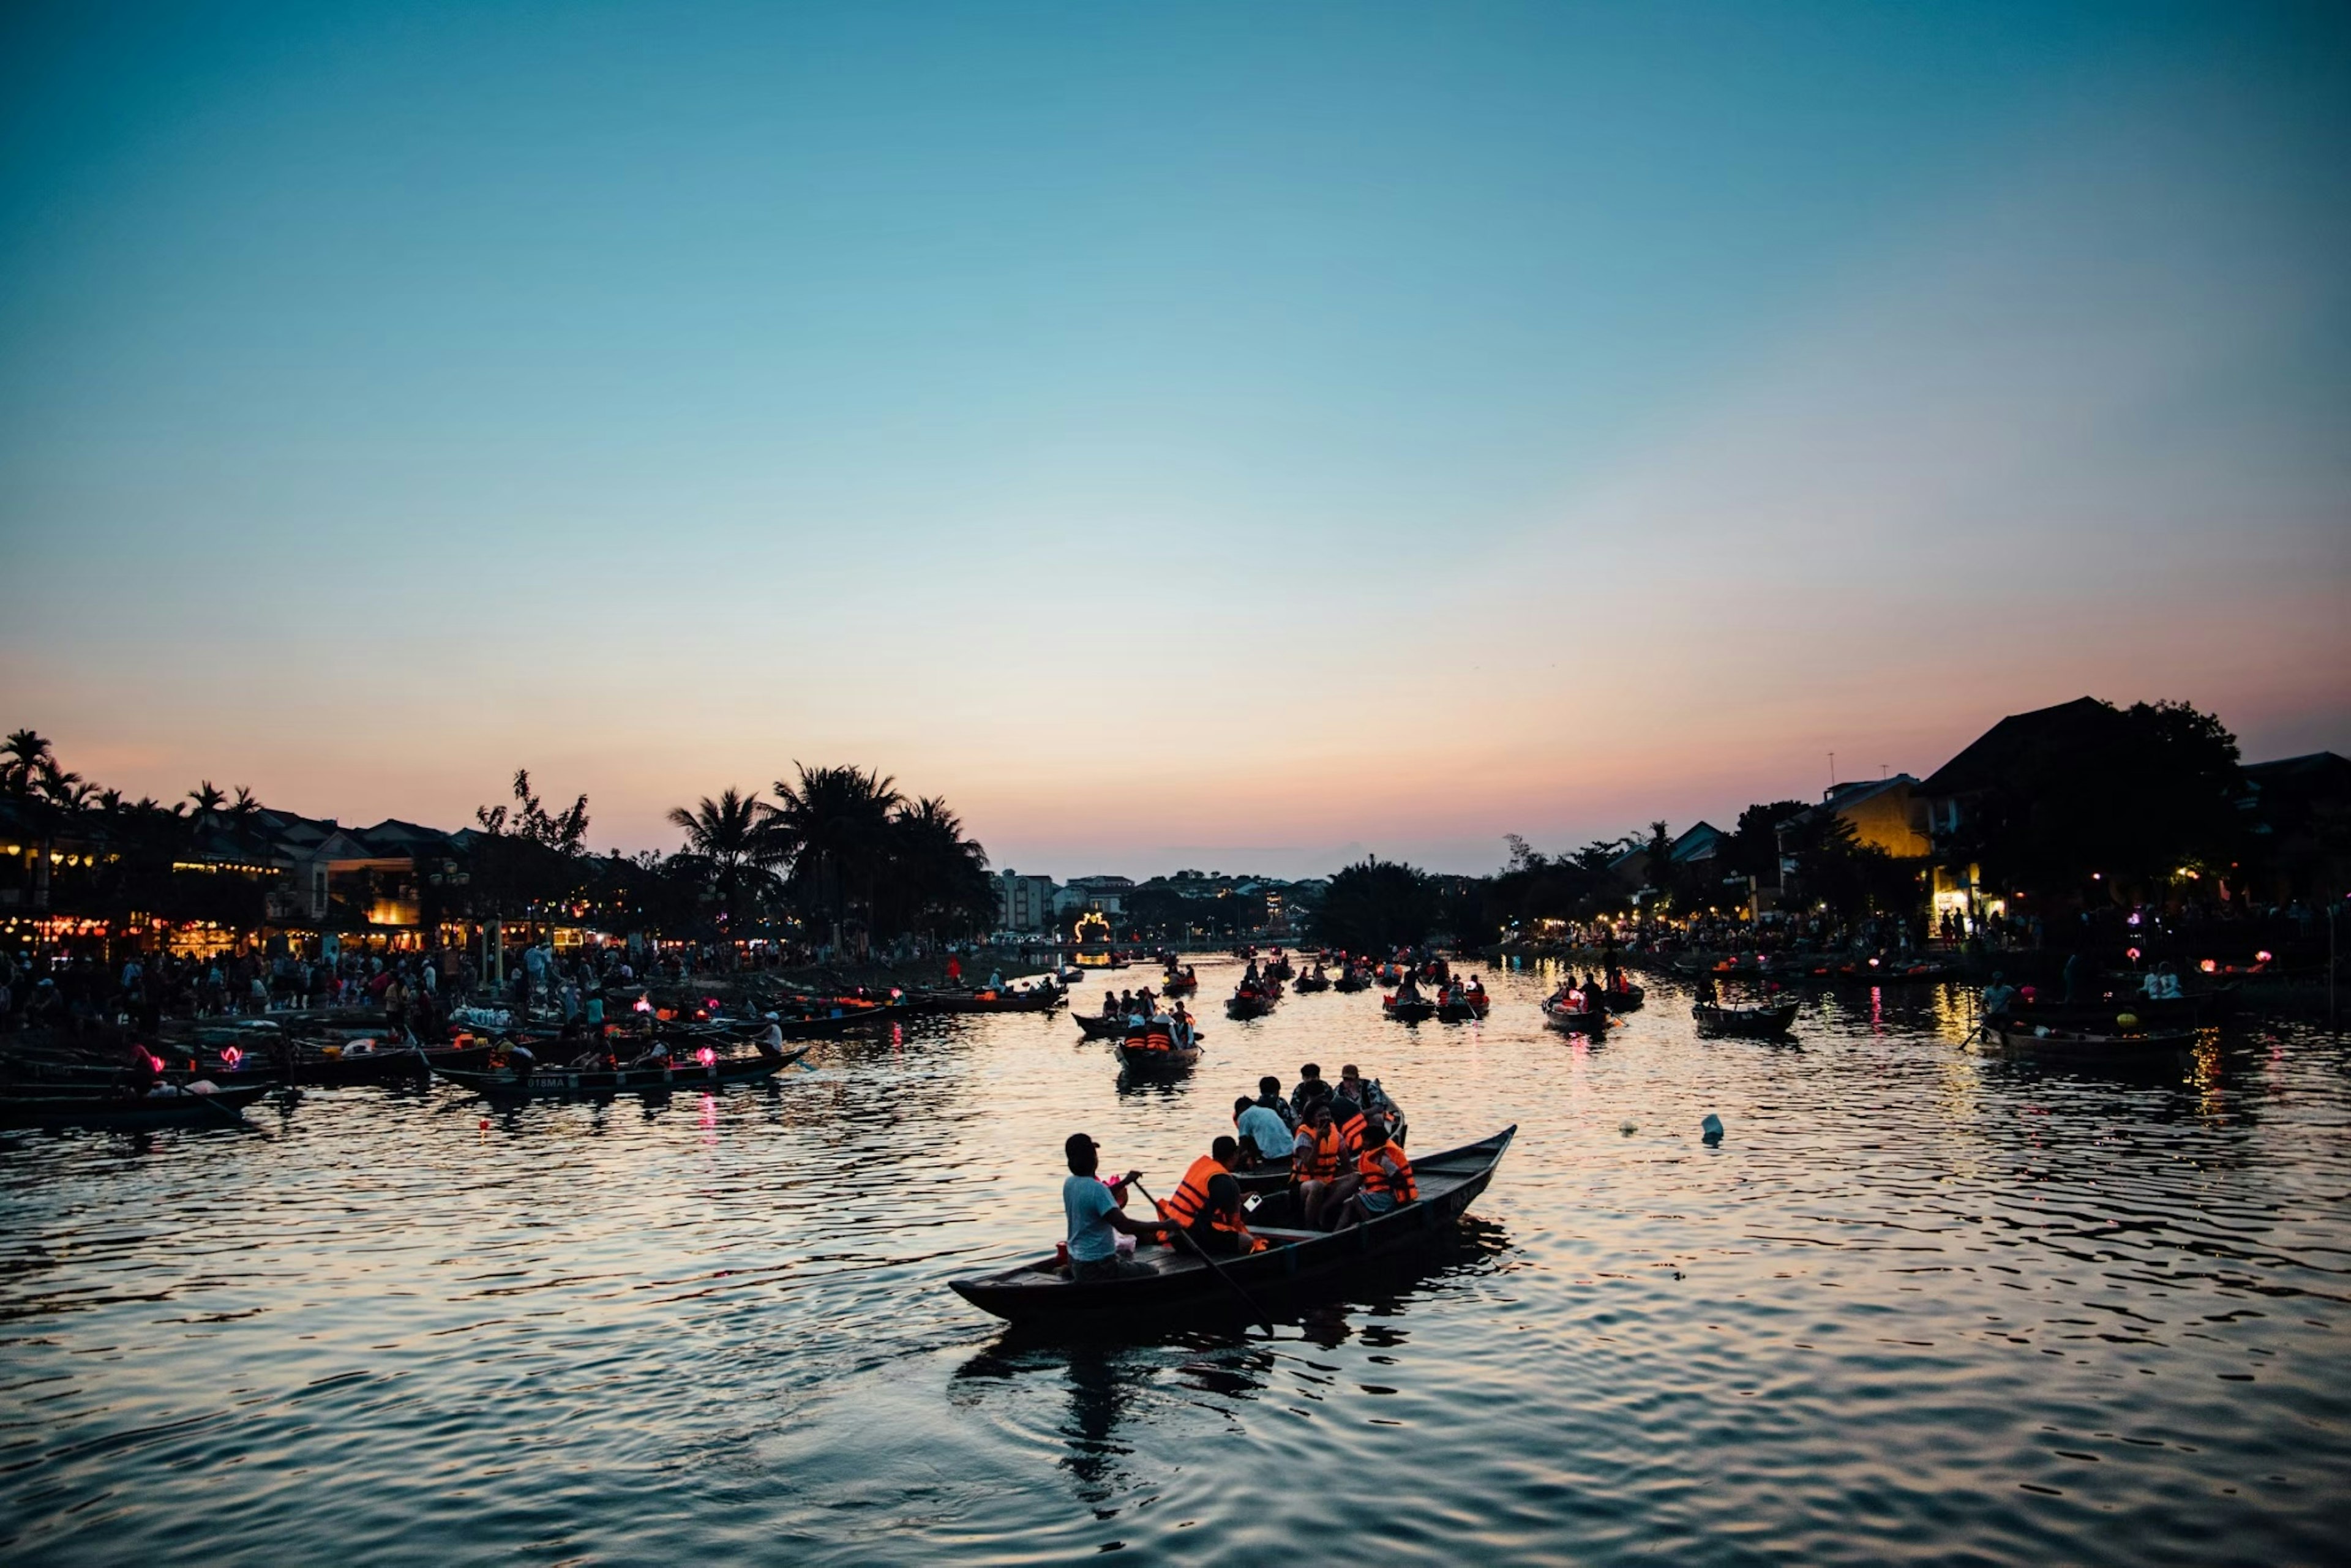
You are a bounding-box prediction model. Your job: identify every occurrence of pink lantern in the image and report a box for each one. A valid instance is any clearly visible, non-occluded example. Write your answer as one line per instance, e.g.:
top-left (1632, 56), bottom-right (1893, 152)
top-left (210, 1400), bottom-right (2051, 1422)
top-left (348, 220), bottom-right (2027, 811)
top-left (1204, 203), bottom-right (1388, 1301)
top-left (2126, 946), bottom-right (2142, 962)
top-left (696, 1046), bottom-right (716, 1067)
top-left (221, 1045), bottom-right (242, 1068)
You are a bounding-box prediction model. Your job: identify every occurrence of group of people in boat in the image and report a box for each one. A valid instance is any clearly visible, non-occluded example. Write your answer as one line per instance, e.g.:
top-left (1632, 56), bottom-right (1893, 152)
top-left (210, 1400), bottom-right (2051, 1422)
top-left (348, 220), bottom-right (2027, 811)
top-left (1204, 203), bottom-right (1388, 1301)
top-left (1101, 988), bottom-right (1198, 1052)
top-left (1057, 1060), bottom-right (1417, 1278)
top-left (1550, 963), bottom-right (1630, 1013)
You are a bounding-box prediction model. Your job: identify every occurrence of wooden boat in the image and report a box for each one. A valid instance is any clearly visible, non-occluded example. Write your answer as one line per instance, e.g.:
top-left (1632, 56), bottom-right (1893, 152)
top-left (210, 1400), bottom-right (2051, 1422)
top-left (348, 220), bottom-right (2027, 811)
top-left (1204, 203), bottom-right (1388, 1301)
top-left (436, 1049), bottom-right (804, 1098)
top-left (1986, 1021), bottom-right (2197, 1056)
top-left (1, 1081), bottom-right (278, 1129)
top-left (948, 1127), bottom-right (1514, 1326)
top-left (1596, 984), bottom-right (1646, 1014)
top-left (1160, 972), bottom-right (1199, 994)
top-left (1382, 995), bottom-right (1437, 1023)
top-left (1225, 991), bottom-right (1274, 1020)
top-left (1433, 994), bottom-right (1490, 1022)
top-left (1074, 1013), bottom-right (1136, 1040)
top-left (1116, 1043), bottom-right (1201, 1076)
top-left (1292, 973), bottom-right (1331, 993)
top-left (762, 1000), bottom-right (909, 1037)
top-left (1540, 997), bottom-right (1609, 1033)
top-left (1987, 988), bottom-right (2236, 1033)
top-left (1693, 1000), bottom-right (1799, 1036)
top-left (1332, 972), bottom-right (1370, 993)
top-left (198, 1041), bottom-right (499, 1087)
top-left (914, 987), bottom-right (1063, 1014)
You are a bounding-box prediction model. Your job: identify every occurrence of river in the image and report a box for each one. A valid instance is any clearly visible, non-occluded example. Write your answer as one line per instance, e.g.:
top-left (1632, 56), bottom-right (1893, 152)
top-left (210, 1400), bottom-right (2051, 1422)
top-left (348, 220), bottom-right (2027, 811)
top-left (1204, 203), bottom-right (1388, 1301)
top-left (2, 959), bottom-right (2344, 1564)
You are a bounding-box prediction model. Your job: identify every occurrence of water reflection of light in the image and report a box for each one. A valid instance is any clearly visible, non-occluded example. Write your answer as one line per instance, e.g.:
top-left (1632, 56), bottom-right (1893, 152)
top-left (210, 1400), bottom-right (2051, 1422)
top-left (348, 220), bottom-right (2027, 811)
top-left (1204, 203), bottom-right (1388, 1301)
top-left (2191, 1029), bottom-right (2225, 1120)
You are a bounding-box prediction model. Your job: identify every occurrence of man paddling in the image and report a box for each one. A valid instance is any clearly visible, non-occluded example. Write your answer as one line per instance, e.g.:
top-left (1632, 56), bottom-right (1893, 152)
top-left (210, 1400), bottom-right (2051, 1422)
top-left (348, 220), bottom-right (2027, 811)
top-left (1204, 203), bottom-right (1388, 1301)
top-left (1062, 1133), bottom-right (1167, 1281)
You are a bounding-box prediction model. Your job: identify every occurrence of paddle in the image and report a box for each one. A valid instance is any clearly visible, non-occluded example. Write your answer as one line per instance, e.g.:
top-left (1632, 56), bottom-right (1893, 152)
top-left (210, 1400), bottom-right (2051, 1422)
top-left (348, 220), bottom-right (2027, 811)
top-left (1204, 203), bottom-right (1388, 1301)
top-left (1128, 1179), bottom-right (1277, 1336)
top-left (184, 1083), bottom-right (274, 1139)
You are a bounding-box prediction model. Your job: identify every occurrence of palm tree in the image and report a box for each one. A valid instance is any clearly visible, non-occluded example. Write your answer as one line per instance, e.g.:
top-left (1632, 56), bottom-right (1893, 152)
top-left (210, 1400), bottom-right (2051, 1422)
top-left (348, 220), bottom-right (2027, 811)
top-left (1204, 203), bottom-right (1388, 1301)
top-left (667, 786), bottom-right (777, 932)
top-left (187, 780), bottom-right (227, 816)
top-left (766, 763), bottom-right (902, 955)
top-left (881, 795), bottom-right (994, 943)
top-left (2, 729), bottom-right (55, 797)
top-left (230, 785), bottom-right (261, 819)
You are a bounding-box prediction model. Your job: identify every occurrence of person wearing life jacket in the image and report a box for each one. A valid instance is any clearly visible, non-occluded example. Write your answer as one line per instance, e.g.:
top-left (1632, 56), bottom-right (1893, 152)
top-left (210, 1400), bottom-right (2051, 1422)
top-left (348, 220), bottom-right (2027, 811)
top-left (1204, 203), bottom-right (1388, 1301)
top-left (1289, 1101), bottom-right (1346, 1228)
top-left (1142, 1011), bottom-right (1176, 1052)
top-left (1336, 1111), bottom-right (1417, 1228)
top-left (1156, 1136), bottom-right (1241, 1232)
top-left (1191, 1171), bottom-right (1267, 1256)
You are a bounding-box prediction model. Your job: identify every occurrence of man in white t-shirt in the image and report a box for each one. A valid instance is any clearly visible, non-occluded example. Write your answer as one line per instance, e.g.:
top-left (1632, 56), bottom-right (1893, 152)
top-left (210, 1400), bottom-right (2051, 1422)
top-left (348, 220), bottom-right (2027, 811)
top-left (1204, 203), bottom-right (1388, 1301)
top-left (1062, 1133), bottom-right (1164, 1281)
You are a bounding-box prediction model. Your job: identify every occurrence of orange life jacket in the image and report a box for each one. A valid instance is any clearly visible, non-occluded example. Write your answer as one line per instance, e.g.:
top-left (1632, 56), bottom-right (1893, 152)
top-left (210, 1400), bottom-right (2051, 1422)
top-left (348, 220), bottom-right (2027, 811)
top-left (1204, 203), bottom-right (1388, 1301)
top-left (1144, 1023), bottom-right (1174, 1051)
top-left (1292, 1124), bottom-right (1343, 1182)
top-left (1157, 1155), bottom-right (1226, 1228)
top-left (1202, 1210), bottom-right (1266, 1253)
top-left (1357, 1141), bottom-right (1418, 1202)
top-left (1337, 1105), bottom-right (1367, 1153)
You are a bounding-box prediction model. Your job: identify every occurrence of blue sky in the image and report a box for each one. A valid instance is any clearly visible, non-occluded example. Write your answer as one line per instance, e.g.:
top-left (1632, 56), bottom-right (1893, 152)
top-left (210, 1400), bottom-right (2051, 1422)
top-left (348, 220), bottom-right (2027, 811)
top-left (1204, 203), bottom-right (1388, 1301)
top-left (2, 2), bottom-right (2345, 876)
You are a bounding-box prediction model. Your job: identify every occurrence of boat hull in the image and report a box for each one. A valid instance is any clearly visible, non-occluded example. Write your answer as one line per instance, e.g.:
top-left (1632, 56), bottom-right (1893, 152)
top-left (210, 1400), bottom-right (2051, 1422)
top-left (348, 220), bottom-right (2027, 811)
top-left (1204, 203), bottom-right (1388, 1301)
top-left (1693, 1002), bottom-right (1799, 1036)
top-left (0, 1081), bottom-right (277, 1128)
top-left (437, 1050), bottom-right (803, 1098)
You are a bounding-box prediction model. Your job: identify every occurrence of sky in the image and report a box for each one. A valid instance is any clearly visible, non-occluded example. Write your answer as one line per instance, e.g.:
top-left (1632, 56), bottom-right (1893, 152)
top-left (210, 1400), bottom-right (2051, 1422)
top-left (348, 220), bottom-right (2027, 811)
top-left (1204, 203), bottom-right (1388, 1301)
top-left (2, 1), bottom-right (2346, 879)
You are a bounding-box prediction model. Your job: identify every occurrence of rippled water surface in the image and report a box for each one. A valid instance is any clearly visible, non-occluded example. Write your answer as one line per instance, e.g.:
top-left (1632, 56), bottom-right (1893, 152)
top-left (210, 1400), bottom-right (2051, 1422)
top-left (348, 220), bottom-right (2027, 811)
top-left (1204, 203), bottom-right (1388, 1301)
top-left (4, 961), bottom-right (2346, 1565)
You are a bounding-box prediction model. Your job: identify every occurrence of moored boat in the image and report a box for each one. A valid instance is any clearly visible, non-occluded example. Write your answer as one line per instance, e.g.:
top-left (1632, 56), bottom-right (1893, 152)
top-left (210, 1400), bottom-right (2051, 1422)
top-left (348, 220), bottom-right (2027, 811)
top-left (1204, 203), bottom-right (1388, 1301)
top-left (913, 986), bottom-right (1063, 1014)
top-left (1985, 1021), bottom-right (2198, 1056)
top-left (1, 1081), bottom-right (278, 1129)
top-left (437, 1049), bottom-right (804, 1098)
top-left (948, 1127), bottom-right (1514, 1326)
top-left (1693, 1000), bottom-right (1799, 1036)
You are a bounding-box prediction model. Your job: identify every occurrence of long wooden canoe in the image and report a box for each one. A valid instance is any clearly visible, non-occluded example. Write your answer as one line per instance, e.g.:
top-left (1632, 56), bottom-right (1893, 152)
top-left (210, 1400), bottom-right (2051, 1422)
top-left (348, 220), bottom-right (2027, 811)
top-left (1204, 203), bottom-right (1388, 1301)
top-left (436, 1049), bottom-right (804, 1098)
top-left (1987, 1022), bottom-right (2198, 1056)
top-left (1693, 1000), bottom-right (1799, 1036)
top-left (949, 1127), bottom-right (1513, 1326)
top-left (0, 1081), bottom-right (278, 1129)
top-left (1382, 996), bottom-right (1438, 1023)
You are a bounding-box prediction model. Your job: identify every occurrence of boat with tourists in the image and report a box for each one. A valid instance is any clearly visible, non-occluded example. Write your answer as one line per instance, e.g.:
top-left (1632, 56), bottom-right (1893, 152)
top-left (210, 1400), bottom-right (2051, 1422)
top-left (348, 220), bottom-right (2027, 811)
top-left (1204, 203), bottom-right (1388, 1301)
top-left (1116, 1041), bottom-right (1202, 1076)
top-left (1539, 996), bottom-right (1609, 1032)
top-left (948, 1127), bottom-right (1514, 1326)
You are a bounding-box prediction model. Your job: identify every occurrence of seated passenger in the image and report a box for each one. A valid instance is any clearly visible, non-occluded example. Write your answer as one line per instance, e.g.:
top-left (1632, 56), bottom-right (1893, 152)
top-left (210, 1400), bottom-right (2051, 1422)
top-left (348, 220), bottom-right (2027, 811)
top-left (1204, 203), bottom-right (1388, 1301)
top-left (1190, 1172), bottom-right (1267, 1256)
top-left (1156, 1135), bottom-right (1241, 1232)
top-left (1236, 1091), bottom-right (1293, 1168)
top-left (1289, 1101), bottom-right (1346, 1229)
top-left (1335, 1112), bottom-right (1417, 1228)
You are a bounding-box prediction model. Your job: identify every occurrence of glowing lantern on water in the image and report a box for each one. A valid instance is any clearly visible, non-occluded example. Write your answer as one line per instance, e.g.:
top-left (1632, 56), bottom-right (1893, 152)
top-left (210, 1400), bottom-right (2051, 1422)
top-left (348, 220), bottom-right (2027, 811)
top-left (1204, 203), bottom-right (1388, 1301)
top-left (697, 1046), bottom-right (716, 1067)
top-left (2255, 950), bottom-right (2273, 964)
top-left (2199, 959), bottom-right (2218, 973)
top-left (2126, 947), bottom-right (2142, 962)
